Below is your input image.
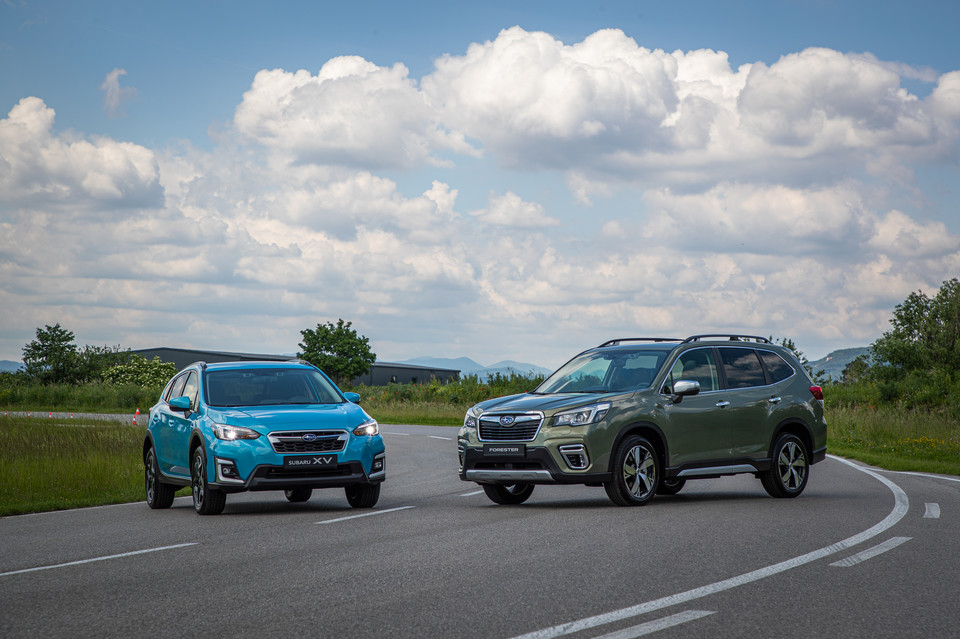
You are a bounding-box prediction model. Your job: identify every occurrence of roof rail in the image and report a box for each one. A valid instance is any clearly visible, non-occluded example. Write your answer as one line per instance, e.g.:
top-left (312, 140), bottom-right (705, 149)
top-left (681, 334), bottom-right (771, 344)
top-left (185, 361), bottom-right (208, 370)
top-left (598, 338), bottom-right (682, 348)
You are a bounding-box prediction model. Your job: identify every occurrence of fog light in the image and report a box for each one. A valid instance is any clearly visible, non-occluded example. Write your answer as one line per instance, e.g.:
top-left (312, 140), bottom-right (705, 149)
top-left (370, 454), bottom-right (385, 477)
top-left (216, 458), bottom-right (244, 484)
top-left (559, 444), bottom-right (589, 470)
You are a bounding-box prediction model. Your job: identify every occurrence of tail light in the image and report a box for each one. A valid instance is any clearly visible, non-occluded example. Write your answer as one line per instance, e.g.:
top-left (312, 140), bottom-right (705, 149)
top-left (809, 386), bottom-right (824, 401)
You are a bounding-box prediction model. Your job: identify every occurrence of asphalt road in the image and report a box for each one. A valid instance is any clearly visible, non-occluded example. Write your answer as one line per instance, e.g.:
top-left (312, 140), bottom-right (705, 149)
top-left (2, 424), bottom-right (959, 638)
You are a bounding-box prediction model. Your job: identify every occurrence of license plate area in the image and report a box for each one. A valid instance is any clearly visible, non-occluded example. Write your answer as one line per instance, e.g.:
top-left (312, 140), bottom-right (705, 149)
top-left (483, 444), bottom-right (526, 456)
top-left (283, 454), bottom-right (337, 468)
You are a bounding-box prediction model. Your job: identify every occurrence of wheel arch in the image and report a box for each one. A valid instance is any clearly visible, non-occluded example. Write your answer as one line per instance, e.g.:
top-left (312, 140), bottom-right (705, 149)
top-left (608, 421), bottom-right (669, 475)
top-left (770, 419), bottom-right (814, 461)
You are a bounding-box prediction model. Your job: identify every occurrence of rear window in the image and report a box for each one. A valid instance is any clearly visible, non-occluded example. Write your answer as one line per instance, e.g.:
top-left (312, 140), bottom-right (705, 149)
top-left (757, 350), bottom-right (795, 383)
top-left (718, 348), bottom-right (766, 388)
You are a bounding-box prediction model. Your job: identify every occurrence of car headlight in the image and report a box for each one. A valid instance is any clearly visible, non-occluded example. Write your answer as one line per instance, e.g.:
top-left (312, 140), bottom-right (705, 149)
top-left (464, 405), bottom-right (483, 429)
top-left (353, 418), bottom-right (379, 437)
top-left (213, 424), bottom-right (261, 440)
top-left (553, 403), bottom-right (611, 427)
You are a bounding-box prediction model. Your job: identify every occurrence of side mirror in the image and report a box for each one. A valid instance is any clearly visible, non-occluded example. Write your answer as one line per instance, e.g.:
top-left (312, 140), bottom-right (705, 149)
top-left (344, 392), bottom-right (362, 404)
top-left (169, 396), bottom-right (192, 412)
top-left (671, 380), bottom-right (700, 404)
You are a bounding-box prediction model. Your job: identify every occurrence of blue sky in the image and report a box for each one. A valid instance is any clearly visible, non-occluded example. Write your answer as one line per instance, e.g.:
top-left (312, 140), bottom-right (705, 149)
top-left (2, 0), bottom-right (959, 369)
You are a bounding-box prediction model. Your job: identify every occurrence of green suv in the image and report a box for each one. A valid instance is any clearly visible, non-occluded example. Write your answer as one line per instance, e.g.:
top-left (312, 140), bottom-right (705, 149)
top-left (458, 335), bottom-right (826, 506)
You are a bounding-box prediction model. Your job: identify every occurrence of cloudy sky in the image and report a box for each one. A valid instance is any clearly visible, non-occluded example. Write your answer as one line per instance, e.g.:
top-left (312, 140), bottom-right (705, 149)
top-left (1, 0), bottom-right (958, 370)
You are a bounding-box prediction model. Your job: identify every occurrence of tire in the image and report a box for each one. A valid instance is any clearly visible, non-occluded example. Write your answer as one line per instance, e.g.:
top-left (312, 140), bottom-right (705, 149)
top-left (345, 483), bottom-right (381, 508)
top-left (604, 435), bottom-right (660, 506)
top-left (144, 446), bottom-right (176, 509)
top-left (656, 477), bottom-right (686, 496)
top-left (760, 433), bottom-right (809, 498)
top-left (481, 483), bottom-right (535, 505)
top-left (284, 487), bottom-right (313, 503)
top-left (191, 446), bottom-right (226, 515)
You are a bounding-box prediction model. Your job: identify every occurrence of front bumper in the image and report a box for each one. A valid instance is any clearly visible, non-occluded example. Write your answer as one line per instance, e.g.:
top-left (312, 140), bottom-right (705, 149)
top-left (459, 446), bottom-right (610, 485)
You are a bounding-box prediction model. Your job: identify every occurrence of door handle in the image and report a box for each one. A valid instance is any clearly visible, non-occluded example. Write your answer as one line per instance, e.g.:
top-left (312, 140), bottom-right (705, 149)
top-left (715, 401), bottom-right (730, 408)
top-left (768, 396), bottom-right (782, 404)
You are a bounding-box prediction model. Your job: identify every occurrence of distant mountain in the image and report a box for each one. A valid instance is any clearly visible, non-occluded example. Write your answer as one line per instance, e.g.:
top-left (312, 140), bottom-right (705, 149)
top-left (398, 357), bottom-right (552, 381)
top-left (0, 360), bottom-right (23, 373)
top-left (809, 347), bottom-right (870, 382)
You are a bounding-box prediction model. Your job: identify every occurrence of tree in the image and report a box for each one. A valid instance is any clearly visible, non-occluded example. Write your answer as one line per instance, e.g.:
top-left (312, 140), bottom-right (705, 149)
top-left (871, 278), bottom-right (960, 377)
top-left (771, 336), bottom-right (826, 385)
top-left (22, 324), bottom-right (80, 384)
top-left (102, 354), bottom-right (177, 387)
top-left (298, 319), bottom-right (376, 385)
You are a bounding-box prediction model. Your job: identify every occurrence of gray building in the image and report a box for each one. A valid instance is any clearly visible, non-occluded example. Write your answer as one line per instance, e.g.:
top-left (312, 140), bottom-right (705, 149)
top-left (131, 348), bottom-right (459, 386)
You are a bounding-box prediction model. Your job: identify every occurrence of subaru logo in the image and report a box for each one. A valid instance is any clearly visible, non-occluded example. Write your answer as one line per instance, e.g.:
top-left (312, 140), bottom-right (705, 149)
top-left (499, 416), bottom-right (516, 426)
top-left (302, 433), bottom-right (317, 442)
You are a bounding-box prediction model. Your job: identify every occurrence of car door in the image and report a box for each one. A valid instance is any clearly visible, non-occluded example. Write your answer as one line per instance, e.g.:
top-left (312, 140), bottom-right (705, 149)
top-left (156, 371), bottom-right (198, 478)
top-left (661, 347), bottom-right (732, 466)
top-left (717, 347), bottom-right (775, 460)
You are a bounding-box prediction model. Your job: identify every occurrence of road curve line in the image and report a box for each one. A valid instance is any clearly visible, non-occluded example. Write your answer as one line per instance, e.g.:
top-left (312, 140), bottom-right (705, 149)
top-left (0, 543), bottom-right (198, 577)
top-left (316, 505), bottom-right (415, 524)
top-left (830, 536), bottom-right (912, 567)
top-left (509, 455), bottom-right (909, 639)
top-left (593, 610), bottom-right (716, 639)
top-left (924, 503), bottom-right (941, 519)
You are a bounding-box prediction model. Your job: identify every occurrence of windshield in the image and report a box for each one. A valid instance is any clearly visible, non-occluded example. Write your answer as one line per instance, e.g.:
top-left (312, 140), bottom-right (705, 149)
top-left (204, 368), bottom-right (344, 407)
top-left (534, 348), bottom-right (671, 394)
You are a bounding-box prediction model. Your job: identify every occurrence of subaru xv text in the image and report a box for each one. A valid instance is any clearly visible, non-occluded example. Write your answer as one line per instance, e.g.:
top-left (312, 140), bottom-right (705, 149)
top-left (458, 335), bottom-right (826, 506)
top-left (144, 360), bottom-right (385, 515)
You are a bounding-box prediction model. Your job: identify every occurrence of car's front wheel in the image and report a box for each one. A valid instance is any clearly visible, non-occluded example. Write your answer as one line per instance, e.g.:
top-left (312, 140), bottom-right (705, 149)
top-left (604, 435), bottom-right (660, 506)
top-left (144, 446), bottom-right (176, 509)
top-left (345, 483), bottom-right (380, 508)
top-left (284, 487), bottom-right (312, 503)
top-left (481, 483), bottom-right (535, 505)
top-left (191, 447), bottom-right (226, 515)
top-left (760, 433), bottom-right (809, 498)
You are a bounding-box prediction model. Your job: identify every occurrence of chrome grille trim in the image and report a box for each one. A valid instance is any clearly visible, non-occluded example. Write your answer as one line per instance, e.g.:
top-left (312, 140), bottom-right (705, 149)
top-left (267, 430), bottom-right (348, 454)
top-left (478, 412), bottom-right (544, 442)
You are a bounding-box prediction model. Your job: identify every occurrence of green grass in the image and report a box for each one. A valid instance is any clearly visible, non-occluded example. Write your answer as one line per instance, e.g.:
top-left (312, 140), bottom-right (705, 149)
top-left (826, 404), bottom-right (960, 476)
top-left (0, 416), bottom-right (187, 516)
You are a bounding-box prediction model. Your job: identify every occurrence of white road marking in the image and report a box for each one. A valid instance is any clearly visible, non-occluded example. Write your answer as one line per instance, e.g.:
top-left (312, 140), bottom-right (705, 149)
top-left (830, 537), bottom-right (912, 567)
top-left (429, 435), bottom-right (453, 441)
top-left (592, 611), bottom-right (716, 639)
top-left (510, 455), bottom-right (909, 639)
top-left (924, 503), bottom-right (941, 519)
top-left (875, 469), bottom-right (960, 483)
top-left (0, 543), bottom-right (198, 577)
top-left (317, 505), bottom-right (415, 524)
top-left (381, 431), bottom-right (410, 436)
top-left (461, 490), bottom-right (485, 497)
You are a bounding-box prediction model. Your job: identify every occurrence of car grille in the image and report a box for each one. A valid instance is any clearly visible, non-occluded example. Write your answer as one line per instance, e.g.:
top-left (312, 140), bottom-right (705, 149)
top-left (268, 430), bottom-right (348, 454)
top-left (478, 413), bottom-right (543, 442)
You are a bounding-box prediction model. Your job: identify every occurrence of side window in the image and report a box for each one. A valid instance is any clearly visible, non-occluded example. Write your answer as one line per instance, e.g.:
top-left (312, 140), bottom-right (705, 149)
top-left (164, 373), bottom-right (188, 403)
top-left (718, 348), bottom-right (766, 388)
top-left (757, 350), bottom-right (794, 383)
top-left (667, 349), bottom-right (719, 392)
top-left (181, 372), bottom-right (199, 410)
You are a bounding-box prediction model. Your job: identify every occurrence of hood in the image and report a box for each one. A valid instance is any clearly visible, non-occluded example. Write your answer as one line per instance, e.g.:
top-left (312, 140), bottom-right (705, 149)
top-left (478, 392), bottom-right (620, 415)
top-left (207, 402), bottom-right (369, 432)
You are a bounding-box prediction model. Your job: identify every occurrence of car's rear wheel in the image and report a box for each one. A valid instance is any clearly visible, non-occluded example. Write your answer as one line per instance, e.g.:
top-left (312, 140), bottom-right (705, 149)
top-left (481, 483), bottom-right (535, 505)
top-left (345, 483), bottom-right (380, 508)
top-left (656, 477), bottom-right (686, 496)
top-left (284, 487), bottom-right (312, 503)
top-left (604, 435), bottom-right (659, 506)
top-left (760, 433), bottom-right (809, 498)
top-left (191, 447), bottom-right (226, 515)
top-left (144, 446), bottom-right (176, 509)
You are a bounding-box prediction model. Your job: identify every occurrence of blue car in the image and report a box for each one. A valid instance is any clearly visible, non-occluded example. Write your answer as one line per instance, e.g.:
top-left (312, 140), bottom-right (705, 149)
top-left (143, 360), bottom-right (385, 515)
